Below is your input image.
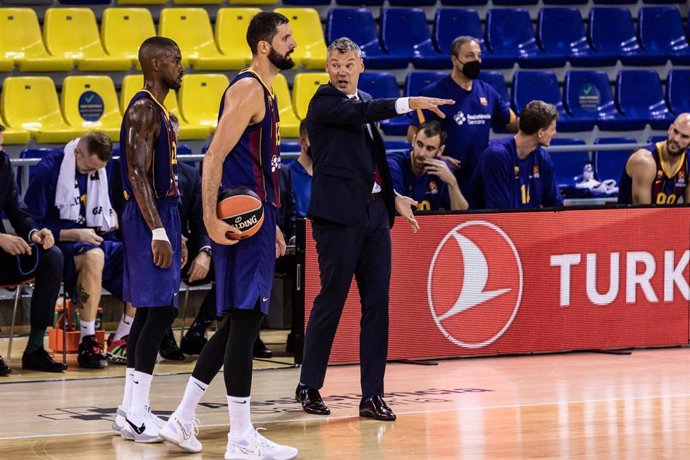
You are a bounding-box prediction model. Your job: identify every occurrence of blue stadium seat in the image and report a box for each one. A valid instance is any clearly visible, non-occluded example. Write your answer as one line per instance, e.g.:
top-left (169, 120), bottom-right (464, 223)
top-left (326, 8), bottom-right (407, 69)
top-left (564, 70), bottom-right (629, 130)
top-left (358, 72), bottom-right (408, 135)
top-left (281, 0), bottom-right (330, 5)
top-left (18, 148), bottom-right (61, 192)
top-left (280, 141), bottom-right (301, 154)
top-left (638, 7), bottom-right (690, 65)
top-left (389, 0), bottom-right (435, 6)
top-left (643, 0), bottom-right (684, 4)
top-left (381, 8), bottom-right (446, 69)
top-left (588, 8), bottom-right (659, 66)
top-left (433, 8), bottom-right (484, 57)
top-left (486, 8), bottom-right (565, 69)
top-left (592, 0), bottom-right (635, 4)
top-left (548, 138), bottom-right (589, 187)
top-left (616, 70), bottom-right (672, 130)
top-left (385, 140), bottom-right (411, 150)
top-left (440, 0), bottom-right (487, 5)
top-left (335, 0), bottom-right (383, 5)
top-left (543, 0), bottom-right (586, 5)
top-left (405, 71), bottom-right (446, 96)
top-left (537, 8), bottom-right (608, 67)
top-left (512, 71), bottom-right (594, 132)
top-left (478, 71), bottom-right (509, 106)
top-left (593, 137), bottom-right (635, 183)
top-left (647, 135), bottom-right (666, 143)
top-left (492, 0), bottom-right (537, 5)
top-left (666, 69), bottom-right (690, 115)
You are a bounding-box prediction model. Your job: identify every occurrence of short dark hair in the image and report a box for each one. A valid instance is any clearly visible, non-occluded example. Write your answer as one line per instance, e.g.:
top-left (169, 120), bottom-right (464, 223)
top-left (450, 36), bottom-right (480, 57)
top-left (418, 120), bottom-right (447, 146)
top-left (519, 100), bottom-right (558, 135)
top-left (138, 36), bottom-right (179, 64)
top-left (83, 132), bottom-right (113, 162)
top-left (246, 12), bottom-right (289, 55)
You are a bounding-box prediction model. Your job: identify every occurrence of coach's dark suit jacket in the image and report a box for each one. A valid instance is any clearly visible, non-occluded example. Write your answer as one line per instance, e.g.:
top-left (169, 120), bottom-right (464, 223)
top-left (307, 83), bottom-right (399, 227)
top-left (0, 151), bottom-right (36, 239)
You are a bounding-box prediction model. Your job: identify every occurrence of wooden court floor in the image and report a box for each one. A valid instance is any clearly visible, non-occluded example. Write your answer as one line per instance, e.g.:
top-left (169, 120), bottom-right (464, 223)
top-left (0, 344), bottom-right (689, 459)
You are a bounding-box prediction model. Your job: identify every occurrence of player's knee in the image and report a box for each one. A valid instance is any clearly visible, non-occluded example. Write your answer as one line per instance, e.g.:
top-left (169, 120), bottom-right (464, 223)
top-left (79, 248), bottom-right (105, 271)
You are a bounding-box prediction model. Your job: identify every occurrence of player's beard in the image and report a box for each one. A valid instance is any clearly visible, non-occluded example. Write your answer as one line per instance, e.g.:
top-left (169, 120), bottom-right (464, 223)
top-left (268, 47), bottom-right (295, 71)
top-left (667, 139), bottom-right (686, 157)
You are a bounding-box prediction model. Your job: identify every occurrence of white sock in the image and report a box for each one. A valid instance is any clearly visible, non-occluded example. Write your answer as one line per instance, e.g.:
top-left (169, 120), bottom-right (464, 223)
top-left (122, 367), bottom-right (135, 410)
top-left (176, 377), bottom-right (208, 422)
top-left (80, 319), bottom-right (96, 340)
top-left (228, 395), bottom-right (252, 439)
top-left (130, 370), bottom-right (153, 412)
top-left (113, 314), bottom-right (134, 341)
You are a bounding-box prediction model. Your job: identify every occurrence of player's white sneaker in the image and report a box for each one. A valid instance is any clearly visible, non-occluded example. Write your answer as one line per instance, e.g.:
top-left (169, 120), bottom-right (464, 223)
top-left (122, 405), bottom-right (164, 443)
top-left (112, 406), bottom-right (134, 440)
top-left (224, 427), bottom-right (298, 460)
top-left (160, 411), bottom-right (202, 453)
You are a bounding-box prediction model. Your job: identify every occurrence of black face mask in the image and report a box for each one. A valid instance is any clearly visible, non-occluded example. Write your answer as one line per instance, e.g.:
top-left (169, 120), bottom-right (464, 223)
top-left (461, 60), bottom-right (481, 80)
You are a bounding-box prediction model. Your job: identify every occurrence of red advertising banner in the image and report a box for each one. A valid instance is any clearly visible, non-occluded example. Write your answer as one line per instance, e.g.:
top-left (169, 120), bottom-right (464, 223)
top-left (303, 208), bottom-right (690, 363)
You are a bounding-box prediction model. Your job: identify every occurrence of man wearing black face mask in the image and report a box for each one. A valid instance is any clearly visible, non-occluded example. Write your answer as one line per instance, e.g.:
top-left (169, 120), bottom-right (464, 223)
top-left (279, 120), bottom-right (312, 243)
top-left (407, 36), bottom-right (519, 201)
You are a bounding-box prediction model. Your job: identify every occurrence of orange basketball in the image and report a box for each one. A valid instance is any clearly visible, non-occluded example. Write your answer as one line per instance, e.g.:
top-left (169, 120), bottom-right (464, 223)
top-left (216, 187), bottom-right (264, 240)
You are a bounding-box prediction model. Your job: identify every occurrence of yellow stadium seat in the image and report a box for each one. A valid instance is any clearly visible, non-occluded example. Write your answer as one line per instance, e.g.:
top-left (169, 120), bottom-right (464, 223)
top-left (0, 58), bottom-right (12, 72)
top-left (43, 8), bottom-right (132, 72)
top-left (1, 77), bottom-right (86, 143)
top-left (292, 72), bottom-right (329, 120)
top-left (0, 8), bottom-right (72, 71)
top-left (0, 112), bottom-right (30, 145)
top-left (272, 73), bottom-right (300, 138)
top-left (274, 8), bottom-right (327, 69)
top-left (159, 8), bottom-right (239, 70)
top-left (116, 0), bottom-right (167, 5)
top-left (101, 8), bottom-right (156, 71)
top-left (215, 7), bottom-right (261, 69)
top-left (178, 74), bottom-right (229, 132)
top-left (172, 0), bottom-right (221, 5)
top-left (62, 76), bottom-right (122, 141)
top-left (120, 75), bottom-right (210, 141)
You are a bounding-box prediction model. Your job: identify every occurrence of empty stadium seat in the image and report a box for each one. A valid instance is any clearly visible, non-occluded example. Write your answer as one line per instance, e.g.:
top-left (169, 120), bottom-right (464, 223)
top-left (478, 71), bottom-right (509, 106)
top-left (274, 8), bottom-right (326, 69)
top-left (1, 76), bottom-right (86, 143)
top-left (389, 0), bottom-right (435, 6)
top-left (615, 70), bottom-right (672, 130)
top-left (61, 76), bottom-right (122, 141)
top-left (59, 0), bottom-right (109, 4)
top-left (228, 0), bottom-right (277, 5)
top-left (537, 8), bottom-right (607, 67)
top-left (120, 74), bottom-right (210, 141)
top-left (0, 8), bottom-right (73, 71)
top-left (548, 138), bottom-right (590, 187)
top-left (101, 8), bottom-right (155, 70)
top-left (486, 8), bottom-right (564, 69)
top-left (326, 8), bottom-right (407, 70)
top-left (666, 69), bottom-right (690, 115)
top-left (638, 7), bottom-right (690, 65)
top-left (542, 0), bottom-right (586, 5)
top-left (433, 9), bottom-right (484, 58)
top-left (335, 0), bottom-right (383, 5)
top-left (159, 8), bottom-right (239, 70)
top-left (18, 147), bottom-right (60, 192)
top-left (385, 140), bottom-right (411, 150)
top-left (405, 71), bottom-right (445, 96)
top-left (215, 8), bottom-right (261, 70)
top-left (358, 72), bottom-right (408, 136)
top-left (273, 73), bottom-right (300, 138)
top-left (0, 112), bottom-right (30, 145)
top-left (381, 8), bottom-right (446, 69)
top-left (593, 137), bottom-right (635, 183)
top-left (172, 0), bottom-right (222, 5)
top-left (564, 70), bottom-right (627, 130)
top-left (512, 71), bottom-right (594, 132)
top-left (588, 8), bottom-right (657, 66)
top-left (116, 0), bottom-right (166, 5)
top-left (178, 73), bottom-right (230, 132)
top-left (292, 72), bottom-right (329, 120)
top-left (281, 0), bottom-right (329, 5)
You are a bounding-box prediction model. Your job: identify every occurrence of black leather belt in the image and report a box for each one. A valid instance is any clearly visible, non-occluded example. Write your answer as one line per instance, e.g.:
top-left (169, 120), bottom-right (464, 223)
top-left (368, 192), bottom-right (382, 203)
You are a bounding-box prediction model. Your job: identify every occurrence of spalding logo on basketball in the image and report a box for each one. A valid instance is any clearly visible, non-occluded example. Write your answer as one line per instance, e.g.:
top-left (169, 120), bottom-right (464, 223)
top-left (217, 187), bottom-right (264, 240)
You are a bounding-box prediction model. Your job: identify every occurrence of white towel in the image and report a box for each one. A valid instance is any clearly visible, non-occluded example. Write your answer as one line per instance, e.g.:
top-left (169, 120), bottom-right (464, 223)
top-left (54, 138), bottom-right (117, 233)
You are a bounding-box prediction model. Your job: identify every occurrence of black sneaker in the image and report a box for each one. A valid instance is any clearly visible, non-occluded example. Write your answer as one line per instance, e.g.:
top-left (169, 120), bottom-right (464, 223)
top-left (159, 329), bottom-right (185, 361)
top-left (253, 337), bottom-right (273, 359)
top-left (180, 334), bottom-right (207, 355)
top-left (78, 335), bottom-right (108, 369)
top-left (22, 347), bottom-right (65, 372)
top-left (0, 355), bottom-right (11, 376)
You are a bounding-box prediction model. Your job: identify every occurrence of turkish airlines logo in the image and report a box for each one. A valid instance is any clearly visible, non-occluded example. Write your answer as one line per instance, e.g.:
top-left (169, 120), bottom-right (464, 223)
top-left (427, 221), bottom-right (523, 349)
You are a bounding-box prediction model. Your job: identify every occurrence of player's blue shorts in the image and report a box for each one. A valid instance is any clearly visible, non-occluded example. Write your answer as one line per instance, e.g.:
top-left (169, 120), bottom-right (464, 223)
top-left (212, 205), bottom-right (277, 316)
top-left (60, 238), bottom-right (123, 302)
top-left (122, 199), bottom-right (181, 308)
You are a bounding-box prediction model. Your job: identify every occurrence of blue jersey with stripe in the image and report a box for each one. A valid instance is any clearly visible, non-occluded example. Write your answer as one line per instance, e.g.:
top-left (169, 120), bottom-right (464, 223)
top-left (119, 90), bottom-right (179, 203)
top-left (471, 137), bottom-right (563, 210)
top-left (386, 149), bottom-right (452, 211)
top-left (218, 70), bottom-right (281, 208)
top-left (618, 142), bottom-right (688, 205)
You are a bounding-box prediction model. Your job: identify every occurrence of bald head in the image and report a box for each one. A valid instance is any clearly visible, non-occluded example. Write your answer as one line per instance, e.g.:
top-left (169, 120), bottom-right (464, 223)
top-left (137, 37), bottom-right (183, 91)
top-left (666, 113), bottom-right (690, 157)
top-left (139, 37), bottom-right (178, 70)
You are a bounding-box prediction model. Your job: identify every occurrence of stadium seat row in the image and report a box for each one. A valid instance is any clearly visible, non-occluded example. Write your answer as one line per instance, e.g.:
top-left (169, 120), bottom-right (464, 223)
top-left (0, 7), bottom-right (325, 72)
top-left (328, 6), bottom-right (690, 70)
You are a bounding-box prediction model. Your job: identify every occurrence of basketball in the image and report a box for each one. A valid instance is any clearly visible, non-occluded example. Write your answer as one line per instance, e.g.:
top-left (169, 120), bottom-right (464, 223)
top-left (216, 187), bottom-right (264, 240)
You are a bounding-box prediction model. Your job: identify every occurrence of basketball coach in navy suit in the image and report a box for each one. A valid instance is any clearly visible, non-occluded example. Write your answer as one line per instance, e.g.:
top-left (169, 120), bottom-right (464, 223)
top-left (295, 37), bottom-right (454, 421)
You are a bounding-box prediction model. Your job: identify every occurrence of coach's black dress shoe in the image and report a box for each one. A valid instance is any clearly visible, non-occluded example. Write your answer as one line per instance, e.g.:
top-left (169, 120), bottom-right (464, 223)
top-left (0, 355), bottom-right (11, 376)
top-left (253, 337), bottom-right (273, 359)
top-left (22, 347), bottom-right (64, 372)
top-left (295, 384), bottom-right (330, 415)
top-left (359, 395), bottom-right (396, 421)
